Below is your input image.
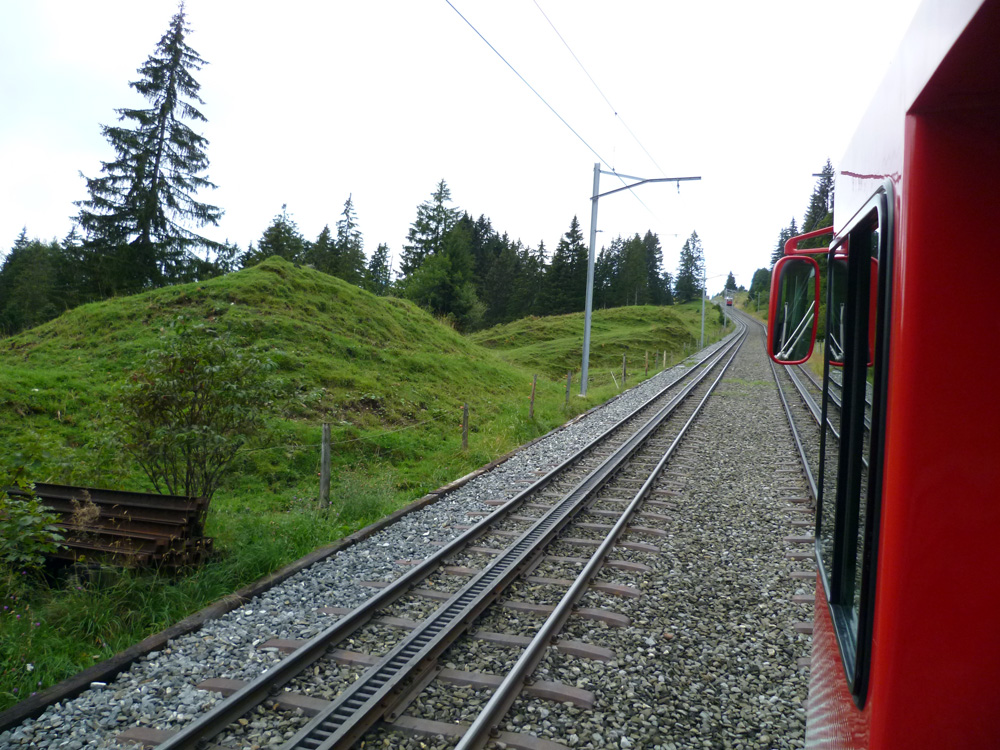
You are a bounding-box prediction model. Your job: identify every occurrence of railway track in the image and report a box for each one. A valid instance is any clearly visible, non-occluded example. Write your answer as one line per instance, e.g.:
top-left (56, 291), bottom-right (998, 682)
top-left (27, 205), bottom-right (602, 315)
top-left (3, 310), bottom-right (814, 750)
top-left (115, 324), bottom-right (749, 749)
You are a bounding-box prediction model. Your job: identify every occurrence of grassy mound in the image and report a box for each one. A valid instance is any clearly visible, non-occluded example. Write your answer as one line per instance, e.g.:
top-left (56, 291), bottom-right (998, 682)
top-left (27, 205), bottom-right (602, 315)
top-left (3, 258), bottom-right (551, 493)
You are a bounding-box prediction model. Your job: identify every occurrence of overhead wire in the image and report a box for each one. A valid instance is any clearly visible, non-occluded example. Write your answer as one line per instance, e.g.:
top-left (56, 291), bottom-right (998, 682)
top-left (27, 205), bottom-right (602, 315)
top-left (443, 0), bottom-right (655, 219)
top-left (443, 0), bottom-right (610, 169)
top-left (531, 0), bottom-right (669, 180)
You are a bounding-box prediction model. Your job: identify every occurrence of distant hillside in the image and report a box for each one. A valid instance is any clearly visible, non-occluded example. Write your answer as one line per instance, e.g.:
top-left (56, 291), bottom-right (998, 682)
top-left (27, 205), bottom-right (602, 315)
top-left (469, 303), bottom-right (714, 380)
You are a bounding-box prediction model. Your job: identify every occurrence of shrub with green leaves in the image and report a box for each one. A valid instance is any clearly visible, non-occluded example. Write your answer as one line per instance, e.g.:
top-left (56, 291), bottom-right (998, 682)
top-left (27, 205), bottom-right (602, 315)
top-left (0, 478), bottom-right (64, 572)
top-left (115, 318), bottom-right (275, 511)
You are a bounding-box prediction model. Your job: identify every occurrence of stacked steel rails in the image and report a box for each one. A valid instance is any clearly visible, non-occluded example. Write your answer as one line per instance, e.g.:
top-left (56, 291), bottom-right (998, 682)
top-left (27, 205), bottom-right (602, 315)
top-left (5, 483), bottom-right (211, 568)
top-left (115, 321), bottom-right (750, 749)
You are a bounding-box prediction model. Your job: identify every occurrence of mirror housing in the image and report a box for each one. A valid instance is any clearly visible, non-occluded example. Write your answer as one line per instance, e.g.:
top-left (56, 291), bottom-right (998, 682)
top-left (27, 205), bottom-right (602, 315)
top-left (768, 255), bottom-right (820, 364)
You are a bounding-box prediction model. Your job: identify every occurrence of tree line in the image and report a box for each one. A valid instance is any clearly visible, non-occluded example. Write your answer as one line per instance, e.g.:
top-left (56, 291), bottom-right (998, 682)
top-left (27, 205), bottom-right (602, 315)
top-left (0, 3), bottom-right (707, 338)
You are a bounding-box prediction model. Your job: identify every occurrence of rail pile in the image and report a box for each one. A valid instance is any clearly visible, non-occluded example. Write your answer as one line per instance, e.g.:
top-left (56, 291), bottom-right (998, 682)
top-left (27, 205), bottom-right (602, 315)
top-left (12, 483), bottom-right (211, 567)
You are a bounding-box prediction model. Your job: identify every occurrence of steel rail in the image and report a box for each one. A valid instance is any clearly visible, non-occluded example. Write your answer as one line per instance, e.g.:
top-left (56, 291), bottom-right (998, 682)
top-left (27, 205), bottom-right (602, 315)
top-left (742, 308), bottom-right (868, 504)
top-left (795, 363), bottom-right (872, 432)
top-left (779, 352), bottom-right (870, 475)
top-left (769, 355), bottom-right (820, 502)
top-left (280, 320), bottom-right (748, 750)
top-left (786, 364), bottom-right (823, 425)
top-left (154, 330), bottom-right (744, 750)
top-left (455, 320), bottom-right (749, 750)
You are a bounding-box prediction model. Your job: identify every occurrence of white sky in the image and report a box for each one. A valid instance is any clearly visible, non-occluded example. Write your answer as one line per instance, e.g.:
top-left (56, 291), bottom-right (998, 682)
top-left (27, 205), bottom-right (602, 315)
top-left (0, 0), bottom-right (922, 291)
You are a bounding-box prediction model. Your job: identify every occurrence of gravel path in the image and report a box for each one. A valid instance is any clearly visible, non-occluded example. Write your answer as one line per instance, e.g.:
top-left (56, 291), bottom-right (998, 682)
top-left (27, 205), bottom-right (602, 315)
top-left (0, 339), bottom-right (737, 749)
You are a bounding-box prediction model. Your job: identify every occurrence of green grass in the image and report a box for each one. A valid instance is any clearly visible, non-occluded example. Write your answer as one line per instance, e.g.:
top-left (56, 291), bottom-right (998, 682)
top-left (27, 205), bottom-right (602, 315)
top-left (0, 259), bottom-right (732, 709)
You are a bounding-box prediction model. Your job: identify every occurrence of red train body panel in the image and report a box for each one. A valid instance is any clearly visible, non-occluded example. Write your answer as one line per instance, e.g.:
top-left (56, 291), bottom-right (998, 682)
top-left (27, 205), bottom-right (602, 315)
top-left (769, 1), bottom-right (1000, 746)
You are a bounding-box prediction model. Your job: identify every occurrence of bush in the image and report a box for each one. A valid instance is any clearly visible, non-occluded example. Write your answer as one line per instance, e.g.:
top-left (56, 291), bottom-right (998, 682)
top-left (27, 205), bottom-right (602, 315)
top-left (0, 477), bottom-right (64, 573)
top-left (115, 318), bottom-right (275, 507)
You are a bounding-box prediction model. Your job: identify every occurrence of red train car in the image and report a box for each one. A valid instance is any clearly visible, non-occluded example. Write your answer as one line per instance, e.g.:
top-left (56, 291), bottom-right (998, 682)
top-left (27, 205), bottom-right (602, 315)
top-left (767, 0), bottom-right (1000, 746)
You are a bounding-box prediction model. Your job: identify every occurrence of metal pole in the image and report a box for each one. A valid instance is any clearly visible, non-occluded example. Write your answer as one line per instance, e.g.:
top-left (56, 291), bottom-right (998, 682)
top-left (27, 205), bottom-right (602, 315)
top-left (700, 265), bottom-right (706, 349)
top-left (580, 162), bottom-right (600, 396)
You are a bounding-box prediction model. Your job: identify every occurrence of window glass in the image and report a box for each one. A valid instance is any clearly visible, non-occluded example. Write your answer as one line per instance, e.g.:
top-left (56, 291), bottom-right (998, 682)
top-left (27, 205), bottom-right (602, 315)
top-left (818, 254), bottom-right (847, 584)
top-left (816, 204), bottom-right (884, 688)
top-left (850, 225), bottom-right (880, 621)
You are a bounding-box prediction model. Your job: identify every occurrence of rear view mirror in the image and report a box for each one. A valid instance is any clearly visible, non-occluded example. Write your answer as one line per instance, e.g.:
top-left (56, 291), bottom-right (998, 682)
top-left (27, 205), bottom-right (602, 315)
top-left (768, 255), bottom-right (820, 364)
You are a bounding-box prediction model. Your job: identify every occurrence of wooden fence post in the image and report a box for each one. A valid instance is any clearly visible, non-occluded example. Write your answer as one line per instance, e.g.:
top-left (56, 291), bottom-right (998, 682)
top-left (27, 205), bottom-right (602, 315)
top-left (663, 350), bottom-right (667, 370)
top-left (462, 403), bottom-right (469, 451)
top-left (622, 354), bottom-right (627, 386)
top-left (645, 350), bottom-right (649, 376)
top-left (565, 371), bottom-right (572, 407)
top-left (319, 423), bottom-right (331, 509)
top-left (529, 374), bottom-right (538, 419)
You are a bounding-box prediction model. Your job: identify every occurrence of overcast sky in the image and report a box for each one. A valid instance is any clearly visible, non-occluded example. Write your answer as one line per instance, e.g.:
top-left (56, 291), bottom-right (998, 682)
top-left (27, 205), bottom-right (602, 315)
top-left (0, 0), bottom-right (922, 291)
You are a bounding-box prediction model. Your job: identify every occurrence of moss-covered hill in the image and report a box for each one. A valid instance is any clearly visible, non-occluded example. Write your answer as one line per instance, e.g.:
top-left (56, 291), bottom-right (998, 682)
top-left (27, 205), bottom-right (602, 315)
top-left (1, 257), bottom-right (553, 496)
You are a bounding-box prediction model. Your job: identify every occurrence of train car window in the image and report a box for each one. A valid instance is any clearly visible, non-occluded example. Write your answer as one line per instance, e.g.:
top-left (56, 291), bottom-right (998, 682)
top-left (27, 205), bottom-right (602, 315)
top-left (814, 184), bottom-right (892, 705)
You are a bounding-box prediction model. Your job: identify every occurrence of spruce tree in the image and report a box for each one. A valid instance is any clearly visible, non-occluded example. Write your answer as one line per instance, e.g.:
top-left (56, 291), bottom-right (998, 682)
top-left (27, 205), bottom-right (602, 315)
top-left (674, 231), bottom-right (704, 304)
top-left (242, 205), bottom-right (305, 266)
top-left (748, 268), bottom-right (771, 300)
top-left (335, 194), bottom-right (366, 286)
top-left (799, 160), bottom-right (835, 249)
top-left (304, 225), bottom-right (337, 274)
top-left (802, 159), bottom-right (835, 233)
top-left (404, 223), bottom-right (482, 330)
top-left (74, 3), bottom-right (221, 294)
top-left (661, 271), bottom-right (674, 305)
top-left (365, 243), bottom-right (392, 295)
top-left (400, 180), bottom-right (461, 277)
top-left (642, 231), bottom-right (667, 305)
top-left (510, 241), bottom-right (547, 318)
top-left (0, 233), bottom-right (62, 335)
top-left (620, 234), bottom-right (649, 305)
top-left (483, 240), bottom-right (519, 326)
top-left (771, 218), bottom-right (798, 265)
top-left (594, 240), bottom-right (618, 309)
top-left (724, 271), bottom-right (737, 295)
top-left (211, 240), bottom-right (241, 276)
top-left (543, 216), bottom-right (588, 314)
top-left (466, 213), bottom-right (506, 297)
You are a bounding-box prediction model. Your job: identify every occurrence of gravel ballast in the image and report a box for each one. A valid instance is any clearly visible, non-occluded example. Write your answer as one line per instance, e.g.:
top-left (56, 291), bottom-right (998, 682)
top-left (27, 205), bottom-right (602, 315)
top-left (491, 326), bottom-right (812, 750)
